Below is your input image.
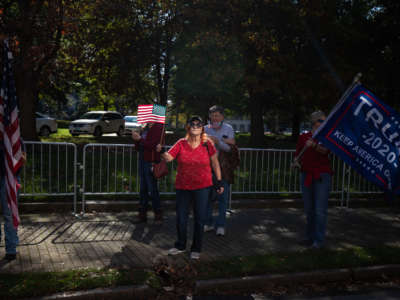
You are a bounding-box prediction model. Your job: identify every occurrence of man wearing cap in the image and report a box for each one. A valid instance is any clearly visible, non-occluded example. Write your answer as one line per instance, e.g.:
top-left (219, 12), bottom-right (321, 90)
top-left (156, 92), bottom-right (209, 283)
top-left (204, 105), bottom-right (235, 236)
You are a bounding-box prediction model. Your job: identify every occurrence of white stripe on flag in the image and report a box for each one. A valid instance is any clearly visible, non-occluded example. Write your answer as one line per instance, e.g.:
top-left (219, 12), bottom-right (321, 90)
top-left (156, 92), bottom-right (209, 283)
top-left (137, 104), bottom-right (166, 124)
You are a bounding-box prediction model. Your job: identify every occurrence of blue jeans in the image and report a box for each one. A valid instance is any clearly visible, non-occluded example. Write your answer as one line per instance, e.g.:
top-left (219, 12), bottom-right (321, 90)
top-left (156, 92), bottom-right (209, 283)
top-left (175, 187), bottom-right (210, 253)
top-left (205, 180), bottom-right (230, 228)
top-left (138, 159), bottom-right (161, 213)
top-left (0, 176), bottom-right (19, 254)
top-left (301, 172), bottom-right (331, 246)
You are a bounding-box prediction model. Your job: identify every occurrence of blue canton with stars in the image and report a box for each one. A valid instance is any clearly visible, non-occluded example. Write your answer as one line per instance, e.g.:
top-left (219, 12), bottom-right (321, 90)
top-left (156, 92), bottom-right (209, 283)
top-left (152, 104), bottom-right (166, 116)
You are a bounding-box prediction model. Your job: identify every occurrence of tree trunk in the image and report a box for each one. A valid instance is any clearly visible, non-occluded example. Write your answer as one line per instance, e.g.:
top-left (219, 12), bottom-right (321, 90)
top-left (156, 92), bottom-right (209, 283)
top-left (16, 70), bottom-right (39, 141)
top-left (291, 112), bottom-right (300, 143)
top-left (249, 92), bottom-right (265, 147)
top-left (174, 98), bottom-right (180, 129)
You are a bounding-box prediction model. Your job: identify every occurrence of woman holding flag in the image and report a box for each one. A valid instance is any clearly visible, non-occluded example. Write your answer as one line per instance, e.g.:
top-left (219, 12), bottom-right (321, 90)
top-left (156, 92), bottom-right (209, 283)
top-left (295, 111), bottom-right (333, 249)
top-left (158, 116), bottom-right (224, 260)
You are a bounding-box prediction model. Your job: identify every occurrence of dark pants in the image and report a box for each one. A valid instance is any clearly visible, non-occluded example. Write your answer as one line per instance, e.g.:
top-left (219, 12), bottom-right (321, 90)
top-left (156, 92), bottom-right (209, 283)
top-left (301, 172), bottom-right (331, 246)
top-left (0, 176), bottom-right (19, 254)
top-left (175, 187), bottom-right (210, 253)
top-left (138, 159), bottom-right (161, 213)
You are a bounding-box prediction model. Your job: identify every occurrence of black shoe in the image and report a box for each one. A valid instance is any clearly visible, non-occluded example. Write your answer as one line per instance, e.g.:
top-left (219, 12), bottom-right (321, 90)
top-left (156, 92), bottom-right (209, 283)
top-left (310, 242), bottom-right (325, 250)
top-left (132, 217), bottom-right (147, 224)
top-left (132, 211), bottom-right (147, 224)
top-left (154, 211), bottom-right (163, 225)
top-left (4, 253), bottom-right (16, 261)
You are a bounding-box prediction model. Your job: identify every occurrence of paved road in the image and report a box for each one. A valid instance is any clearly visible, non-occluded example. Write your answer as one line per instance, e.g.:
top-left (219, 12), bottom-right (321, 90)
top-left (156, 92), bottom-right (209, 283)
top-left (1, 207), bottom-right (400, 273)
top-left (251, 288), bottom-right (400, 299)
top-left (163, 289), bottom-right (400, 299)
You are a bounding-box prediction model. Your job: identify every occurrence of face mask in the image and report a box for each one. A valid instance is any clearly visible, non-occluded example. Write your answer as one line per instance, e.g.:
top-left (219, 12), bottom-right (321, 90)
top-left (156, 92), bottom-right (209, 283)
top-left (211, 121), bottom-right (223, 129)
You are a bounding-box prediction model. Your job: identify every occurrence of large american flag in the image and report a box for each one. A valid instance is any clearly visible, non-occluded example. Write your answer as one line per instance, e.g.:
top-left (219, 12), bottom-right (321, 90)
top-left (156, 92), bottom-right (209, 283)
top-left (137, 104), bottom-right (166, 124)
top-left (0, 40), bottom-right (22, 229)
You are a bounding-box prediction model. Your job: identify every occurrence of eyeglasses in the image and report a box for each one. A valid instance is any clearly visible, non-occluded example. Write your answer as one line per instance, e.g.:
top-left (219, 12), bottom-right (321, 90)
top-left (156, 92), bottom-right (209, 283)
top-left (190, 122), bottom-right (203, 129)
top-left (316, 119), bottom-right (325, 124)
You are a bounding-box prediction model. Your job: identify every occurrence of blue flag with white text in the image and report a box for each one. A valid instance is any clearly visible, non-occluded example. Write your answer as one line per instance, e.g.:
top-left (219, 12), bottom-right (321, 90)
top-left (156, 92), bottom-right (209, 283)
top-left (313, 84), bottom-right (400, 194)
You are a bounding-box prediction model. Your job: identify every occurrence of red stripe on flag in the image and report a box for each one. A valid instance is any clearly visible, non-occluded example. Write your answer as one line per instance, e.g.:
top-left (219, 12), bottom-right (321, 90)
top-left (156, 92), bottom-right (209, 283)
top-left (375, 174), bottom-right (388, 188)
top-left (137, 104), bottom-right (166, 124)
top-left (0, 40), bottom-right (22, 229)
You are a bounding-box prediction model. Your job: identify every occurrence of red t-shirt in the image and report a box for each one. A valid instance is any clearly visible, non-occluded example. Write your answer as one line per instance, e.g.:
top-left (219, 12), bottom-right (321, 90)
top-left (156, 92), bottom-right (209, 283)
top-left (168, 138), bottom-right (216, 190)
top-left (295, 132), bottom-right (333, 186)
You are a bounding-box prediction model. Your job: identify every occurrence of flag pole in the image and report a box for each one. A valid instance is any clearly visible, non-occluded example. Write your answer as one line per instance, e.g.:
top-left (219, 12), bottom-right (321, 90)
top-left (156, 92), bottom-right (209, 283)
top-left (291, 72), bottom-right (362, 169)
top-left (313, 72), bottom-right (362, 138)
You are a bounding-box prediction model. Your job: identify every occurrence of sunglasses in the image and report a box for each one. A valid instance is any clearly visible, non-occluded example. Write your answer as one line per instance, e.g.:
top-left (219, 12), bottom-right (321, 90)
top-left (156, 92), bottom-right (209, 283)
top-left (315, 119), bottom-right (325, 124)
top-left (189, 122), bottom-right (203, 129)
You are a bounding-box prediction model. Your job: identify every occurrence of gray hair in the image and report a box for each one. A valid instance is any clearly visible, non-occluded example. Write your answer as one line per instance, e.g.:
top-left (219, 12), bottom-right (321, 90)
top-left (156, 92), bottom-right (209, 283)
top-left (310, 111), bottom-right (326, 124)
top-left (209, 105), bottom-right (224, 115)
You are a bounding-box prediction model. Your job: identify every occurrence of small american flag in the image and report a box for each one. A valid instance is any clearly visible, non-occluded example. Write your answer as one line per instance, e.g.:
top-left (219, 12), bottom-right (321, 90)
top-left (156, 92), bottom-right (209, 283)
top-left (0, 40), bottom-right (22, 229)
top-left (137, 104), bottom-right (166, 124)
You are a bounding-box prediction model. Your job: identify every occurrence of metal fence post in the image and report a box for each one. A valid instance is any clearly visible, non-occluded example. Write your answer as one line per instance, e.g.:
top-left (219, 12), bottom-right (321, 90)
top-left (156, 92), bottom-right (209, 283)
top-left (81, 144), bottom-right (88, 215)
top-left (227, 184), bottom-right (234, 215)
top-left (341, 161), bottom-right (346, 207)
top-left (346, 165), bottom-right (352, 208)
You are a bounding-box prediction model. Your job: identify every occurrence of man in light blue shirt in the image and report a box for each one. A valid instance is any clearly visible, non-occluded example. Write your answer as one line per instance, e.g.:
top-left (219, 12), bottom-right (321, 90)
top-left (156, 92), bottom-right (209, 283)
top-left (204, 105), bottom-right (235, 236)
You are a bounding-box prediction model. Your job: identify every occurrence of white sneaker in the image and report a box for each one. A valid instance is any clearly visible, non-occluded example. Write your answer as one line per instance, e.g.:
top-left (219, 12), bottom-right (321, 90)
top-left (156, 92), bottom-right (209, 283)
top-left (190, 252), bottom-right (200, 260)
top-left (204, 225), bottom-right (214, 232)
top-left (216, 227), bottom-right (225, 236)
top-left (168, 248), bottom-right (185, 255)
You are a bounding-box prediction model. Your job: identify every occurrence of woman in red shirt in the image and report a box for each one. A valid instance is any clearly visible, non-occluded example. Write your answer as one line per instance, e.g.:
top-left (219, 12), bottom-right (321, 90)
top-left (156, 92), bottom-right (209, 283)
top-left (295, 111), bottom-right (332, 249)
top-left (159, 116), bottom-right (224, 260)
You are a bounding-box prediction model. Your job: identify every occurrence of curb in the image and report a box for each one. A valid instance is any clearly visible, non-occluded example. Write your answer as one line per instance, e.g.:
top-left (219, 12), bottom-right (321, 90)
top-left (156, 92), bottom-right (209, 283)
top-left (352, 264), bottom-right (400, 280)
top-left (196, 268), bottom-right (352, 292)
top-left (29, 264), bottom-right (400, 300)
top-left (32, 285), bottom-right (156, 300)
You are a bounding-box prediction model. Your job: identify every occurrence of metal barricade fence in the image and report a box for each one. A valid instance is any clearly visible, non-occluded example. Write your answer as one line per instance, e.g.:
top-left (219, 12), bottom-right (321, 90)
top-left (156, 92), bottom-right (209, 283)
top-left (19, 142), bottom-right (381, 215)
top-left (20, 141), bottom-right (78, 213)
top-left (233, 148), bottom-right (353, 195)
top-left (81, 143), bottom-right (177, 214)
top-left (80, 144), bottom-right (382, 213)
top-left (233, 148), bottom-right (381, 205)
top-left (340, 163), bottom-right (381, 207)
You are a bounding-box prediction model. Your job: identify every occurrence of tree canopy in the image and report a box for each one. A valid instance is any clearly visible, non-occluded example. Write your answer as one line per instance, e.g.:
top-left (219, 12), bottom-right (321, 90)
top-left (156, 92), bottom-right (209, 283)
top-left (1, 0), bottom-right (398, 144)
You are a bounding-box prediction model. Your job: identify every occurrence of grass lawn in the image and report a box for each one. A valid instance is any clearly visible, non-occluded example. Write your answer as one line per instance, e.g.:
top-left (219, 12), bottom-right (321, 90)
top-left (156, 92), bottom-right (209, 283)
top-left (41, 128), bottom-right (135, 145)
top-left (1, 245), bottom-right (400, 298)
top-left (41, 128), bottom-right (297, 149)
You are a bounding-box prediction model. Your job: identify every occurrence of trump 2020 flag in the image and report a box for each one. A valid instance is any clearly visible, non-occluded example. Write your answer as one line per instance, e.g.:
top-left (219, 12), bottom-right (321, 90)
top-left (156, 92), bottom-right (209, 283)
top-left (313, 83), bottom-right (400, 193)
top-left (137, 104), bottom-right (166, 124)
top-left (0, 40), bottom-right (23, 228)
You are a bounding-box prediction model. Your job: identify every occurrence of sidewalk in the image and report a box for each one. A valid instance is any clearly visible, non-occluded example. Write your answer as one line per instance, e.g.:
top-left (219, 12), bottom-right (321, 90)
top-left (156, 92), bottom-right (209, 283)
top-left (1, 206), bottom-right (400, 273)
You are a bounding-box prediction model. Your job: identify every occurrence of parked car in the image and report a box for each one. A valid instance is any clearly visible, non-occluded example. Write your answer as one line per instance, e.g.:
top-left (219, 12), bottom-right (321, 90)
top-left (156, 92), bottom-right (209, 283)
top-left (123, 115), bottom-right (141, 135)
top-left (69, 111), bottom-right (125, 137)
top-left (36, 112), bottom-right (58, 137)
